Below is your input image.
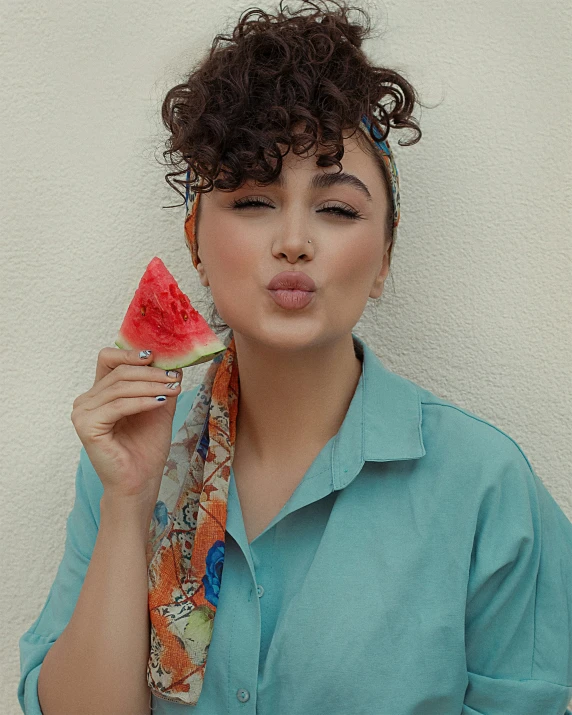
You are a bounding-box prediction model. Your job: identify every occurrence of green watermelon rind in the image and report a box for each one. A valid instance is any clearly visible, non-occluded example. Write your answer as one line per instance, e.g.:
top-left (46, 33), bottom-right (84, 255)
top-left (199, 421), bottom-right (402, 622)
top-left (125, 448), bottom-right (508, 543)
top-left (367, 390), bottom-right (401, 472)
top-left (114, 334), bottom-right (227, 371)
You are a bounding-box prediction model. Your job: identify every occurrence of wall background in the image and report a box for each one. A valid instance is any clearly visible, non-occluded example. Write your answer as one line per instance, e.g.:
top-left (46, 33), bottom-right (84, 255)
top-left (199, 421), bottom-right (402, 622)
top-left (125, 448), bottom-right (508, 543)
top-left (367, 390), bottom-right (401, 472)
top-left (2, 0), bottom-right (571, 711)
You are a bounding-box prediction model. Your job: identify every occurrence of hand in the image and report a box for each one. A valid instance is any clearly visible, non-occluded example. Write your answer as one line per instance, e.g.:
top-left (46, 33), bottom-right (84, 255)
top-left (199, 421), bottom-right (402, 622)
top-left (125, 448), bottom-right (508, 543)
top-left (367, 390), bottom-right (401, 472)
top-left (71, 348), bottom-right (182, 503)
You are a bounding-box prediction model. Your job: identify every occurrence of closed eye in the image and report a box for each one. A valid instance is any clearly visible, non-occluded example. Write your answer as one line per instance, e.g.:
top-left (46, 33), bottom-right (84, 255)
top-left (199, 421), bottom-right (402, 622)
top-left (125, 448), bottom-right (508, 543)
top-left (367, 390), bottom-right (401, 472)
top-left (231, 198), bottom-right (363, 221)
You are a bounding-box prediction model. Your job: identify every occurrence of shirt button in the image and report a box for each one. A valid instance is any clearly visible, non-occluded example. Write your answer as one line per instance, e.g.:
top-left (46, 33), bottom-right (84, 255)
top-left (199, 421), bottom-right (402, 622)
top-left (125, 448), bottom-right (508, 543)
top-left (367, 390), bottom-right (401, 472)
top-left (256, 584), bottom-right (265, 597)
top-left (236, 688), bottom-right (250, 702)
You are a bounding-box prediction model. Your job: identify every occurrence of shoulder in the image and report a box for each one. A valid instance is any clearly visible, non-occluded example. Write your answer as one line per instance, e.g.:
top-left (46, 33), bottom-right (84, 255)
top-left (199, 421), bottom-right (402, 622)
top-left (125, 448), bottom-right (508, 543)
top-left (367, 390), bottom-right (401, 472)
top-left (400, 375), bottom-right (553, 509)
top-left (404, 374), bottom-right (572, 565)
top-left (397, 375), bottom-right (532, 471)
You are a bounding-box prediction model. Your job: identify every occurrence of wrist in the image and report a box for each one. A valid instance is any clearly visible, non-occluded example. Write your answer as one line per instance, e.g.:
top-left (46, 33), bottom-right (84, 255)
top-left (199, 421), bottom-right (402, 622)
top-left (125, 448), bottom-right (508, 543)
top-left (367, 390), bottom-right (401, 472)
top-left (100, 490), bottom-right (157, 537)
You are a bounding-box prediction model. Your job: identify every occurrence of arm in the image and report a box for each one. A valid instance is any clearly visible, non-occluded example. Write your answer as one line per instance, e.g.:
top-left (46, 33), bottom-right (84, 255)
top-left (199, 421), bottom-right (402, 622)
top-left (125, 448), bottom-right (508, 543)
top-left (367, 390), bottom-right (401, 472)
top-left (462, 446), bottom-right (572, 714)
top-left (37, 492), bottom-right (153, 715)
top-left (18, 452), bottom-right (154, 715)
top-left (18, 388), bottom-right (199, 715)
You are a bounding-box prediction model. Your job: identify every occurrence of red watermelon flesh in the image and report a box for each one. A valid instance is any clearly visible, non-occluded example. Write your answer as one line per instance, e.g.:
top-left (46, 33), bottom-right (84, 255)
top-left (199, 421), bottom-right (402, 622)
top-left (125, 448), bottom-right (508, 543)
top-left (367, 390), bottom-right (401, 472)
top-left (115, 256), bottom-right (227, 370)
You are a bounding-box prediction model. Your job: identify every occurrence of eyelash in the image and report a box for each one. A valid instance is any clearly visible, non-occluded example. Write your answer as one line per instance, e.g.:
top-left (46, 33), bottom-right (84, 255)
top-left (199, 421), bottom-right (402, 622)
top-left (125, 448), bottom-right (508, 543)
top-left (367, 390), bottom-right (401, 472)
top-left (231, 198), bottom-right (363, 221)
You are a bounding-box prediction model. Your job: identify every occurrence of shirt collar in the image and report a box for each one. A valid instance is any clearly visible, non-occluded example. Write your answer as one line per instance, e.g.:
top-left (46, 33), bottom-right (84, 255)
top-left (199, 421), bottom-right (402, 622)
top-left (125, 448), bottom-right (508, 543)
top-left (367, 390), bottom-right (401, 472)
top-left (332, 333), bottom-right (427, 489)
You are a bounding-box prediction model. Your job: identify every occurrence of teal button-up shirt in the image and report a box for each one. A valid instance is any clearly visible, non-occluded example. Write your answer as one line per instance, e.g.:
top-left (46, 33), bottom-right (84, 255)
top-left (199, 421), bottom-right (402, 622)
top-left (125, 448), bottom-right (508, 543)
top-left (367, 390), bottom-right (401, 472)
top-left (18, 334), bottom-right (572, 714)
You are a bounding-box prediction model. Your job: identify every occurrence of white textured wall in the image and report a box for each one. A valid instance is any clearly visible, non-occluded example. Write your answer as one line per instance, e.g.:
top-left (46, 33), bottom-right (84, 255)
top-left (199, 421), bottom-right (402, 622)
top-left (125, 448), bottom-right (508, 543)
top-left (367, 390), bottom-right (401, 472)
top-left (2, 0), bottom-right (571, 711)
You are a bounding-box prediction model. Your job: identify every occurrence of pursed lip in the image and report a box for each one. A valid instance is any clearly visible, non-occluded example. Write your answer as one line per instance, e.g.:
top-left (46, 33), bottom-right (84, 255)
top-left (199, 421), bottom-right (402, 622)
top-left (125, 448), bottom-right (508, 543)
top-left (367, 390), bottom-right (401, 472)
top-left (267, 271), bottom-right (316, 292)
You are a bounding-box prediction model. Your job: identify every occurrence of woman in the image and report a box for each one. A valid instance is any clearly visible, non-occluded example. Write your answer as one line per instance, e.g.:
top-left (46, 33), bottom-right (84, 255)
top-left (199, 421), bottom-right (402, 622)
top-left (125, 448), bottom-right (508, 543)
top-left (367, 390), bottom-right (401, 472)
top-left (19, 1), bottom-right (572, 713)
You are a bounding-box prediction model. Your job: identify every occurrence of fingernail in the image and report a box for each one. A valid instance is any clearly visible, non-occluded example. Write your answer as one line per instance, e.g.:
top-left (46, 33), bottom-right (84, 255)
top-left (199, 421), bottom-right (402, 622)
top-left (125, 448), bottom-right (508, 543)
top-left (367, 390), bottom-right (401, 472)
top-left (165, 370), bottom-right (179, 378)
top-left (139, 350), bottom-right (152, 359)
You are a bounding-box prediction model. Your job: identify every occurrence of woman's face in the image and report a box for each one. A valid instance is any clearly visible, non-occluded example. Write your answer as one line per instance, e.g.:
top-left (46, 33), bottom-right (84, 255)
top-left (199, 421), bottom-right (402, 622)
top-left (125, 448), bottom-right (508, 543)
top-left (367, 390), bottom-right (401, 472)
top-left (194, 128), bottom-right (391, 351)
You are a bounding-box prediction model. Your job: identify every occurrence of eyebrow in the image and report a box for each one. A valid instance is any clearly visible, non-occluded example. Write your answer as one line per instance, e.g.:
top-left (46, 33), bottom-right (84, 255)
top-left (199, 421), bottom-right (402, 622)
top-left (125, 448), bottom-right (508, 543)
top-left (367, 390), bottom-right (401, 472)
top-left (265, 171), bottom-right (373, 202)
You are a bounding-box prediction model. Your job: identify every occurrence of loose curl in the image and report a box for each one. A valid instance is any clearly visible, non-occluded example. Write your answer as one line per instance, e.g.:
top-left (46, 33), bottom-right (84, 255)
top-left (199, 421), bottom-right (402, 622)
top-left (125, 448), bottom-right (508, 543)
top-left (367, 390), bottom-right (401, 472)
top-left (159, 0), bottom-right (425, 335)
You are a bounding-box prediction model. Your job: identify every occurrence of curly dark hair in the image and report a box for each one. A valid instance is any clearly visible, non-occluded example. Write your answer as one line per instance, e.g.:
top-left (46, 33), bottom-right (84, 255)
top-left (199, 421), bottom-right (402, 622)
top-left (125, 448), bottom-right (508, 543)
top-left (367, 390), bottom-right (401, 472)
top-left (160, 0), bottom-right (425, 336)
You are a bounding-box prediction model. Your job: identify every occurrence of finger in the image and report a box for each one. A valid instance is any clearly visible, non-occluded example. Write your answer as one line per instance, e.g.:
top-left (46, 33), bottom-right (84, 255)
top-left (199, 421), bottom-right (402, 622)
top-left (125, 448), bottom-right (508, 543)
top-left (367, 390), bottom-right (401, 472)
top-left (76, 363), bottom-right (182, 409)
top-left (93, 347), bottom-right (155, 385)
top-left (71, 392), bottom-right (176, 441)
top-left (80, 377), bottom-right (181, 413)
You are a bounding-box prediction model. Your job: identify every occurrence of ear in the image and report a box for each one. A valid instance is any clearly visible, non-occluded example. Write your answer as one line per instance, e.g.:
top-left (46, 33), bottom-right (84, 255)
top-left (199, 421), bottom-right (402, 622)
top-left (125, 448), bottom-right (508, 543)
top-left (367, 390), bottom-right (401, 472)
top-left (369, 246), bottom-right (391, 300)
top-left (196, 261), bottom-right (209, 288)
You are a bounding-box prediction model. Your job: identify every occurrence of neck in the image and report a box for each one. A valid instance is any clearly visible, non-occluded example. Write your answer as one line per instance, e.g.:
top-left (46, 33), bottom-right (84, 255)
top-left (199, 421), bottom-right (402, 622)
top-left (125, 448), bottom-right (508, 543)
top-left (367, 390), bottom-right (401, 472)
top-left (231, 331), bottom-right (363, 466)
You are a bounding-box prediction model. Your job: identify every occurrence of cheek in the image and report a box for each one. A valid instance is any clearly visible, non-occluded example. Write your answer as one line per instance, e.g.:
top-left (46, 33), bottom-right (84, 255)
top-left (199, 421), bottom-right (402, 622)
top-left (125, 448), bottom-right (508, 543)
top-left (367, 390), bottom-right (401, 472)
top-left (329, 241), bottom-right (380, 294)
top-left (201, 227), bottom-right (264, 330)
top-left (202, 225), bottom-right (259, 294)
top-left (200, 210), bottom-right (254, 273)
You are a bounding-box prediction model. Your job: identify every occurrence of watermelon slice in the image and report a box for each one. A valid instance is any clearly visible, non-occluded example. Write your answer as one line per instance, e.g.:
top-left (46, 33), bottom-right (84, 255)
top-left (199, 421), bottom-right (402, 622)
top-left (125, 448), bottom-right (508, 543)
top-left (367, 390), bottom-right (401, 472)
top-left (115, 256), bottom-right (227, 370)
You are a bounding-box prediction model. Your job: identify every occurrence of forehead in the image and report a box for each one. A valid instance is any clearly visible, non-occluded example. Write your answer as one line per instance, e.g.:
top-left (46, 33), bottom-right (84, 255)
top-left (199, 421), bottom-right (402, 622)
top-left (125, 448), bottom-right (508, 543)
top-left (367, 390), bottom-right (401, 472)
top-left (273, 126), bottom-right (376, 176)
top-left (235, 128), bottom-right (384, 199)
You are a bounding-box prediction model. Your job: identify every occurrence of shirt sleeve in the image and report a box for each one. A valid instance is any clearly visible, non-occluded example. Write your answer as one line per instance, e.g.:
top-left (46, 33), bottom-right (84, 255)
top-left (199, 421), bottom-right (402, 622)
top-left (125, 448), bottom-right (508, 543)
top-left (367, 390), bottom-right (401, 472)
top-left (463, 443), bottom-right (572, 715)
top-left (17, 450), bottom-right (100, 715)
